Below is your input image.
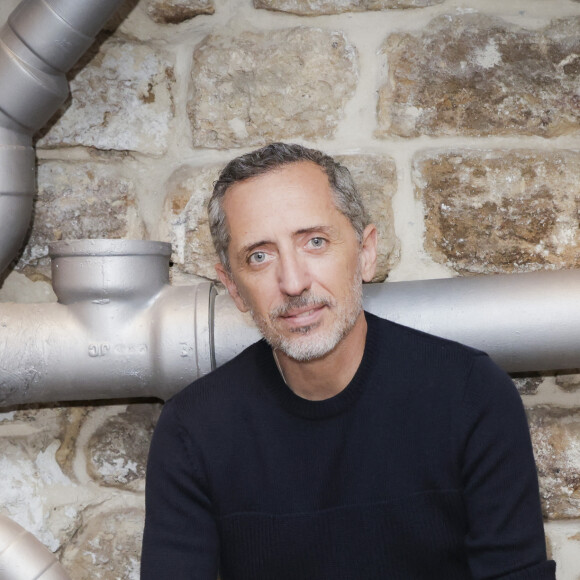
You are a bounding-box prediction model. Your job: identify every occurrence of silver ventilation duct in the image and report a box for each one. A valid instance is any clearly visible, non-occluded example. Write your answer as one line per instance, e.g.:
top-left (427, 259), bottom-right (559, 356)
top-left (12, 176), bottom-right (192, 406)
top-left (0, 240), bottom-right (239, 406)
top-left (363, 269), bottom-right (580, 373)
top-left (0, 0), bottom-right (125, 274)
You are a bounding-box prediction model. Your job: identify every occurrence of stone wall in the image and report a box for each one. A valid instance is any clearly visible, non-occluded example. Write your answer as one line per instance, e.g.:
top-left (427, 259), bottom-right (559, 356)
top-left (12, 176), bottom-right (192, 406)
top-left (0, 0), bottom-right (579, 577)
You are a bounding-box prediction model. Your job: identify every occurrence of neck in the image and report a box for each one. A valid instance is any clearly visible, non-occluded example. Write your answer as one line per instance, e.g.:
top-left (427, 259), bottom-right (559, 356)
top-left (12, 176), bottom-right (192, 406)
top-left (274, 311), bottom-right (368, 401)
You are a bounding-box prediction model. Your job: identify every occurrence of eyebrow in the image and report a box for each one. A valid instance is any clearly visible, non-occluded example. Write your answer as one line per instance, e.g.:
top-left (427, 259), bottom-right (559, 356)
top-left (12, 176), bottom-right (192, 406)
top-left (238, 240), bottom-right (271, 262)
top-left (237, 225), bottom-right (337, 262)
top-left (294, 225), bottom-right (337, 239)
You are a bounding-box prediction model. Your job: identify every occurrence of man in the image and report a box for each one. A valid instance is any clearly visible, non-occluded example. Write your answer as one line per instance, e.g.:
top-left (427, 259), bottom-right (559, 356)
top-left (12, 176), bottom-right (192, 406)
top-left (141, 143), bottom-right (555, 579)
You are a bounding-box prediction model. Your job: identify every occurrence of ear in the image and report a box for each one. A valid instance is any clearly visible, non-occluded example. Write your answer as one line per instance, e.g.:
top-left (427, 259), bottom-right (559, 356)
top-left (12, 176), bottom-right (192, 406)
top-left (359, 224), bottom-right (378, 283)
top-left (215, 263), bottom-right (250, 313)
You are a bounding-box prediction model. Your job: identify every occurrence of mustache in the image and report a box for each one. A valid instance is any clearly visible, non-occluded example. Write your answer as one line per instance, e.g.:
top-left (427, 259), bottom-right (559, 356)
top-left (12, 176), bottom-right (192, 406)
top-left (269, 293), bottom-right (333, 319)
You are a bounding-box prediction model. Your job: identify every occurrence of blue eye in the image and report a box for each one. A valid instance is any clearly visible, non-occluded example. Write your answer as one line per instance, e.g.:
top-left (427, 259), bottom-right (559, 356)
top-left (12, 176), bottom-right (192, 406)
top-left (249, 251), bottom-right (267, 264)
top-left (309, 237), bottom-right (325, 248)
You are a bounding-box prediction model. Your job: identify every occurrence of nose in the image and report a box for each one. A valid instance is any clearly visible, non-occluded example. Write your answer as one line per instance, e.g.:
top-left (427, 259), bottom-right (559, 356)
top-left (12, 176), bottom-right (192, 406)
top-left (278, 251), bottom-right (312, 297)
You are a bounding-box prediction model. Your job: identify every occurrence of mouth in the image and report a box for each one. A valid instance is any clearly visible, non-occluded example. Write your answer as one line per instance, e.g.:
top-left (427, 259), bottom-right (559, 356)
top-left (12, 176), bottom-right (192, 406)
top-left (277, 303), bottom-right (327, 330)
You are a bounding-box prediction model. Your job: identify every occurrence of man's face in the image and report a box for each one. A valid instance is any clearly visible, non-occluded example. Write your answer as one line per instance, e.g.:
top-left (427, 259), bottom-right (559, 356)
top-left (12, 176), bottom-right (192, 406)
top-left (215, 161), bottom-right (377, 361)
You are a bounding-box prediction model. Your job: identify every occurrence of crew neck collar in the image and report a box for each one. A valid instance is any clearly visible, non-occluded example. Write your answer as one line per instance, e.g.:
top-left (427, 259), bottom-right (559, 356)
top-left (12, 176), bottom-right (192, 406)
top-left (261, 312), bottom-right (379, 420)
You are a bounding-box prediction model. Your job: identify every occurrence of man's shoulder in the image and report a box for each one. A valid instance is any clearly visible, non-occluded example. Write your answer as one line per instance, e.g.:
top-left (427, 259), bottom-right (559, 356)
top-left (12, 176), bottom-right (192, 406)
top-left (364, 310), bottom-right (504, 393)
top-left (365, 312), bottom-right (516, 412)
top-left (366, 311), bottom-right (484, 361)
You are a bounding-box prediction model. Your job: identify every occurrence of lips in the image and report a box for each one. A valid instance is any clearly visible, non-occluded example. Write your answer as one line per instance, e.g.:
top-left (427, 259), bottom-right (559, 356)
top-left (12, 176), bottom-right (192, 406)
top-left (282, 305), bottom-right (321, 318)
top-left (272, 299), bottom-right (332, 334)
top-left (281, 305), bottom-right (325, 324)
top-left (269, 293), bottom-right (333, 329)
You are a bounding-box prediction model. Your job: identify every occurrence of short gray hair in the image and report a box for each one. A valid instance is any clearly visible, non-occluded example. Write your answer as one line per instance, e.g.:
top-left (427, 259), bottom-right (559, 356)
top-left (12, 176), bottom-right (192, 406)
top-left (208, 142), bottom-right (370, 272)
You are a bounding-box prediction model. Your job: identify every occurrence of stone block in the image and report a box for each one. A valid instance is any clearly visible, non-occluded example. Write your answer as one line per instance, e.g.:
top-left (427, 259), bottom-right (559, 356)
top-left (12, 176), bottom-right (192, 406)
top-left (335, 154), bottom-right (399, 282)
top-left (528, 408), bottom-right (580, 519)
top-left (0, 272), bottom-right (56, 304)
top-left (147, 0), bottom-right (214, 23)
top-left (188, 28), bottom-right (358, 148)
top-left (254, 0), bottom-right (443, 14)
top-left (510, 373), bottom-right (543, 396)
top-left (414, 150), bottom-right (580, 275)
top-left (555, 370), bottom-right (580, 393)
top-left (377, 14), bottom-right (580, 138)
top-left (38, 38), bottom-right (175, 155)
top-left (61, 508), bottom-right (144, 579)
top-left (0, 408), bottom-right (81, 552)
top-left (87, 404), bottom-right (161, 489)
top-left (162, 164), bottom-right (222, 280)
top-left (16, 161), bottom-right (144, 279)
top-left (163, 154), bottom-right (398, 281)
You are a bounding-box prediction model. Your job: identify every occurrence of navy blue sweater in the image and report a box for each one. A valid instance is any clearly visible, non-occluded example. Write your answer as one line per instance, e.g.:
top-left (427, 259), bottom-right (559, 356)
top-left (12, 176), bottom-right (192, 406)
top-left (141, 313), bottom-right (555, 579)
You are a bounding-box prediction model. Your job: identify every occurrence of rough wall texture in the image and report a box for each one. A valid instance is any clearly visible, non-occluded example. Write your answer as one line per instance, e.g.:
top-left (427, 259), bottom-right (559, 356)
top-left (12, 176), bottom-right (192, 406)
top-left (529, 408), bottom-right (580, 521)
top-left (414, 150), bottom-right (580, 275)
top-left (147, 0), bottom-right (215, 24)
top-left (377, 14), bottom-right (580, 138)
top-left (1, 0), bottom-right (580, 578)
top-left (39, 39), bottom-right (176, 155)
top-left (188, 27), bottom-right (358, 148)
top-left (16, 161), bottom-right (145, 279)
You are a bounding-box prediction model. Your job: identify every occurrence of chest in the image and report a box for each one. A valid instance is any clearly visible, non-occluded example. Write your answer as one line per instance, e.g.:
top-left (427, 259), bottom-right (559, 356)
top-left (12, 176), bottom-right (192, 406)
top-left (203, 393), bottom-right (463, 517)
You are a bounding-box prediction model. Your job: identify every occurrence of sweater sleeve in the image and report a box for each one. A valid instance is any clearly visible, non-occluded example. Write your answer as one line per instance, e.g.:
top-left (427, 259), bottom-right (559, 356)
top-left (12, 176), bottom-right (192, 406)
top-left (141, 397), bottom-right (219, 580)
top-left (461, 355), bottom-right (556, 580)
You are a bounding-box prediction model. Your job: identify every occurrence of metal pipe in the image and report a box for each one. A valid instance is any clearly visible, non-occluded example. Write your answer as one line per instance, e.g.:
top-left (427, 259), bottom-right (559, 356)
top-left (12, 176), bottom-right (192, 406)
top-left (2, 241), bottom-right (580, 406)
top-left (214, 268), bottom-right (580, 375)
top-left (0, 240), bottom-right (216, 407)
top-left (0, 0), bottom-right (125, 275)
top-left (0, 514), bottom-right (71, 580)
top-left (0, 120), bottom-right (35, 275)
top-left (362, 269), bottom-right (580, 373)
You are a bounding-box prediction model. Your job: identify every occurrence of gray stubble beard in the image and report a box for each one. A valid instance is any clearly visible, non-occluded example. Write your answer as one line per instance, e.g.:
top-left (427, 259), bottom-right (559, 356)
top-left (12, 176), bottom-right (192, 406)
top-left (250, 265), bottom-right (364, 362)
